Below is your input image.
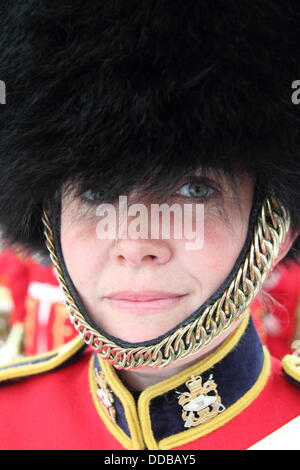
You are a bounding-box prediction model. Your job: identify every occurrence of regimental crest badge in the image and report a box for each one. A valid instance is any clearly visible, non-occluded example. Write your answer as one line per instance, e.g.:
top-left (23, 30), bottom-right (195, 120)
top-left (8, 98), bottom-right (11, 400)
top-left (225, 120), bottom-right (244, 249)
top-left (177, 374), bottom-right (225, 428)
top-left (94, 368), bottom-right (116, 423)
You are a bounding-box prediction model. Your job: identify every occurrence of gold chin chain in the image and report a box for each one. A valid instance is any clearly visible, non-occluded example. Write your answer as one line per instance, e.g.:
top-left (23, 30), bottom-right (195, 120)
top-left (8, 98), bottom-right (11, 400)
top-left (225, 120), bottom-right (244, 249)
top-left (42, 196), bottom-right (290, 370)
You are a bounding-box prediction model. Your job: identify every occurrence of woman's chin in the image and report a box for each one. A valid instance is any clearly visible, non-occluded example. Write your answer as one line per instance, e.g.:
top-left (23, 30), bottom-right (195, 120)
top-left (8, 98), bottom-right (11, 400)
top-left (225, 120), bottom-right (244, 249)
top-left (87, 298), bottom-right (205, 344)
top-left (104, 327), bottom-right (171, 344)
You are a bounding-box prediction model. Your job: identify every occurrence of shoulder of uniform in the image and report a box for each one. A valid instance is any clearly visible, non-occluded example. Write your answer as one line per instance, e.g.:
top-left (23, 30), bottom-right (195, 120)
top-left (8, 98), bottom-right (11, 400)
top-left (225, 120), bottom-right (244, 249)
top-left (281, 349), bottom-right (300, 387)
top-left (0, 336), bottom-right (85, 384)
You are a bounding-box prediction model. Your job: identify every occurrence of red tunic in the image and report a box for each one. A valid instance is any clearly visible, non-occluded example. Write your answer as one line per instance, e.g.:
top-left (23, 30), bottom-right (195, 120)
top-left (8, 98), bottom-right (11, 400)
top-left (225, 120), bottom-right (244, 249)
top-left (0, 315), bottom-right (298, 450)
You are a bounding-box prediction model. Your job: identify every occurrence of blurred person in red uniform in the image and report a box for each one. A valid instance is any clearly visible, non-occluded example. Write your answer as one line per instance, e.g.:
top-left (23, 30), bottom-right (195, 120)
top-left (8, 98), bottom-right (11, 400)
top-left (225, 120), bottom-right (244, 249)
top-left (0, 1), bottom-right (299, 451)
top-left (252, 261), bottom-right (300, 359)
top-left (0, 248), bottom-right (76, 363)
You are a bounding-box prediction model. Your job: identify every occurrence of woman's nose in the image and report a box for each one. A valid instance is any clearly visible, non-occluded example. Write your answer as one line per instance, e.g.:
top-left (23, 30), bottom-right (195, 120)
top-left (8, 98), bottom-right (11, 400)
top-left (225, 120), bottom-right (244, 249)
top-left (109, 238), bottom-right (172, 266)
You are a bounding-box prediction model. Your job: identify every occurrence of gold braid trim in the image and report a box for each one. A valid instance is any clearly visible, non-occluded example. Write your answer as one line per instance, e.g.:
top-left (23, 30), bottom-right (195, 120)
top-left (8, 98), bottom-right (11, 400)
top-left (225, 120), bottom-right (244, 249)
top-left (42, 196), bottom-right (290, 369)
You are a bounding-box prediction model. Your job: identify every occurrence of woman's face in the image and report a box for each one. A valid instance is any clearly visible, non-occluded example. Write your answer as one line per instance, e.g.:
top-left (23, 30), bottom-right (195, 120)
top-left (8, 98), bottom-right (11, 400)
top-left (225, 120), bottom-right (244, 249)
top-left (60, 170), bottom-right (254, 343)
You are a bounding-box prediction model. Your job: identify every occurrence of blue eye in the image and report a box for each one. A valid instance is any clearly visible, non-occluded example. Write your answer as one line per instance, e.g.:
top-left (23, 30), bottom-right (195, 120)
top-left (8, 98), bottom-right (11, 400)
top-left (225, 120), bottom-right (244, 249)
top-left (175, 181), bottom-right (215, 199)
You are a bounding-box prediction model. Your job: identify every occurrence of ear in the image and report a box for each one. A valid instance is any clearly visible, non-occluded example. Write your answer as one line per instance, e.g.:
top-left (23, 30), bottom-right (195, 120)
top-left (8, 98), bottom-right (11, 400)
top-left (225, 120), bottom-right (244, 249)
top-left (274, 228), bottom-right (299, 265)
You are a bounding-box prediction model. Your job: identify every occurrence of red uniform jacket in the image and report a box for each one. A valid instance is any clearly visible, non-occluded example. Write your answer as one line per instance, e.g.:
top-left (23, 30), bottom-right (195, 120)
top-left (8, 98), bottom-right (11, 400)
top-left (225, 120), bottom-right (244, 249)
top-left (0, 313), bottom-right (298, 450)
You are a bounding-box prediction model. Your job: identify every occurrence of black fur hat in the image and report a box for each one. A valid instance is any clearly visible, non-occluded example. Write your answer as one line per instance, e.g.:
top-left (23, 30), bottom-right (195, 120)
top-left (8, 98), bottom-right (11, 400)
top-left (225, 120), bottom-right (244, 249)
top-left (1, 1), bottom-right (300, 257)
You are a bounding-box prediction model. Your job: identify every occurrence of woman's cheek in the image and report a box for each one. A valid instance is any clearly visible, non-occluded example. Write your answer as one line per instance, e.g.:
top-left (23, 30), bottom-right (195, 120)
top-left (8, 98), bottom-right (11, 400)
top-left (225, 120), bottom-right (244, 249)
top-left (61, 222), bottom-right (105, 287)
top-left (182, 220), bottom-right (243, 283)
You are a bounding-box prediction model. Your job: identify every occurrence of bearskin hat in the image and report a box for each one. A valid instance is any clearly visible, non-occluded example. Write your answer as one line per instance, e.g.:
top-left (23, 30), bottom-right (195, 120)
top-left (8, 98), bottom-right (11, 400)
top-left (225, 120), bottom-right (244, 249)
top-left (0, 1), bottom-right (300, 258)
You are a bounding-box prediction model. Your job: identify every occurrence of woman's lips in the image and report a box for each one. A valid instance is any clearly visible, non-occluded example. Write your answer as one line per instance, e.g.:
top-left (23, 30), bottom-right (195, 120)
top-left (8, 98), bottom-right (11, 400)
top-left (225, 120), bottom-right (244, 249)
top-left (104, 290), bottom-right (187, 312)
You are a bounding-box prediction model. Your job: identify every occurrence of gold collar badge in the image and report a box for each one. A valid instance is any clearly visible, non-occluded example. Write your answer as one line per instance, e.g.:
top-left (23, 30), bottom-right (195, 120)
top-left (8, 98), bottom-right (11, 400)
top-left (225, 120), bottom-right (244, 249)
top-left (177, 374), bottom-right (225, 428)
top-left (94, 368), bottom-right (116, 423)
